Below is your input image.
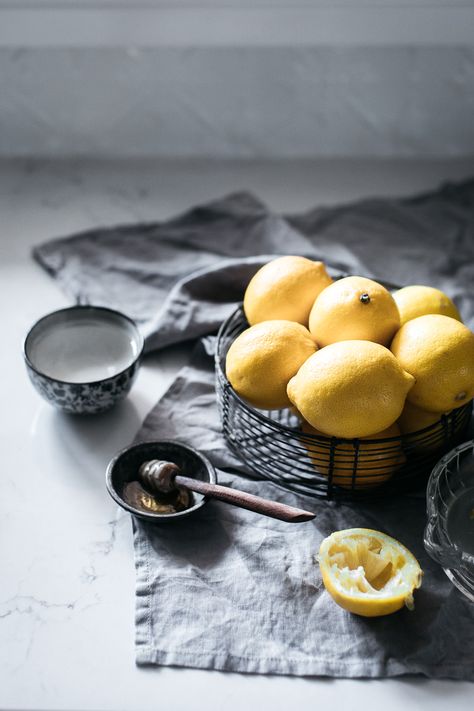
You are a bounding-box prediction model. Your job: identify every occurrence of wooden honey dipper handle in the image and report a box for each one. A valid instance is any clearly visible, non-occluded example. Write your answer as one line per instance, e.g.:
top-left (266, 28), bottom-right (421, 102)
top-left (139, 460), bottom-right (315, 523)
top-left (175, 475), bottom-right (315, 523)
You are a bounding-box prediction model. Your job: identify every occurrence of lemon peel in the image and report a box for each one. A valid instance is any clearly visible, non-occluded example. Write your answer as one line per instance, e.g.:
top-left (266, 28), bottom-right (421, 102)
top-left (226, 320), bottom-right (317, 410)
top-left (244, 255), bottom-right (332, 326)
top-left (393, 285), bottom-right (462, 326)
top-left (287, 340), bottom-right (414, 438)
top-left (301, 421), bottom-right (404, 489)
top-left (391, 314), bottom-right (474, 413)
top-left (318, 528), bottom-right (423, 617)
top-left (309, 276), bottom-right (400, 347)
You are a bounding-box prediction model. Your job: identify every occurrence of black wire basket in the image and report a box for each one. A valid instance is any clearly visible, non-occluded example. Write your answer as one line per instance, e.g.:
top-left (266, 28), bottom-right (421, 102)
top-left (215, 307), bottom-right (473, 501)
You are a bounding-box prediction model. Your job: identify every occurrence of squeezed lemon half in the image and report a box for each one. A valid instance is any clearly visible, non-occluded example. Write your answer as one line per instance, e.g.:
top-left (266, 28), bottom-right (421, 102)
top-left (318, 528), bottom-right (423, 617)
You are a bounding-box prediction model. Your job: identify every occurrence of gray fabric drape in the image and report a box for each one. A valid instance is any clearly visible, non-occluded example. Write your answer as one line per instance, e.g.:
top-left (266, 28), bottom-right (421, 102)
top-left (34, 182), bottom-right (474, 677)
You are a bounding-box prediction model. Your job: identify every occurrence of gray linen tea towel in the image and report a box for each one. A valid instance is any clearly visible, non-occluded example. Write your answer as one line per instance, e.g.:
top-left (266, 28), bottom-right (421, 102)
top-left (34, 183), bottom-right (474, 678)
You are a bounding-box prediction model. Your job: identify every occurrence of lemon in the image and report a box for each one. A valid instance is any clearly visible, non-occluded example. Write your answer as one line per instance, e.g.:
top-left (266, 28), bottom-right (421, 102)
top-left (301, 422), bottom-right (404, 489)
top-left (318, 528), bottom-right (423, 617)
top-left (225, 320), bottom-right (317, 410)
top-left (397, 400), bottom-right (445, 435)
top-left (309, 276), bottom-right (400, 347)
top-left (391, 314), bottom-right (474, 413)
top-left (397, 401), bottom-right (445, 453)
top-left (393, 285), bottom-right (462, 326)
top-left (287, 340), bottom-right (414, 438)
top-left (243, 256), bottom-right (333, 326)
top-left (398, 400), bottom-right (471, 454)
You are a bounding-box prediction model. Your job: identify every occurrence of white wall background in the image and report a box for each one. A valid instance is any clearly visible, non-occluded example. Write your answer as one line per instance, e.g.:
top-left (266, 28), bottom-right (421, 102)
top-left (1, 1), bottom-right (474, 158)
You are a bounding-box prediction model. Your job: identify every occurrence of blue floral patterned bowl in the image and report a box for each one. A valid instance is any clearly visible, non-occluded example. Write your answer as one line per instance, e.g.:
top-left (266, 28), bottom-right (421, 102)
top-left (24, 305), bottom-right (144, 414)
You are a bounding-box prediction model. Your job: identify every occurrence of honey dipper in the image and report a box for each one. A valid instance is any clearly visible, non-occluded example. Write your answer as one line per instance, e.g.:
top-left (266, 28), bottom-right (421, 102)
top-left (137, 460), bottom-right (316, 523)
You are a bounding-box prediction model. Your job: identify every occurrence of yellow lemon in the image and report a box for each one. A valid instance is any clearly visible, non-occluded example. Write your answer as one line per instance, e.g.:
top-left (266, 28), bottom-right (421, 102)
top-left (301, 421), bottom-right (404, 489)
top-left (287, 340), bottom-right (414, 438)
top-left (397, 400), bottom-right (447, 435)
top-left (309, 276), bottom-right (400, 347)
top-left (398, 400), bottom-right (471, 454)
top-left (318, 528), bottom-right (423, 617)
top-left (391, 314), bottom-right (474, 413)
top-left (393, 285), bottom-right (462, 326)
top-left (243, 255), bottom-right (333, 326)
top-left (225, 320), bottom-right (317, 410)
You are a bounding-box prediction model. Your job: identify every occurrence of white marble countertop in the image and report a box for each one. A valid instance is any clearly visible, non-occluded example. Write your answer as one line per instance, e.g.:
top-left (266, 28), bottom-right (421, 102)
top-left (1, 158), bottom-right (473, 711)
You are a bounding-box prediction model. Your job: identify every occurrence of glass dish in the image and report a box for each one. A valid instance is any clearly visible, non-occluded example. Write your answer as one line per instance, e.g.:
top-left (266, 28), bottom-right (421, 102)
top-left (424, 439), bottom-right (474, 601)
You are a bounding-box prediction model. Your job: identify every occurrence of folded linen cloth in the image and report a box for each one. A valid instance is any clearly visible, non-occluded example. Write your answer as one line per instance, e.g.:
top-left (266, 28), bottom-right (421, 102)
top-left (34, 182), bottom-right (474, 678)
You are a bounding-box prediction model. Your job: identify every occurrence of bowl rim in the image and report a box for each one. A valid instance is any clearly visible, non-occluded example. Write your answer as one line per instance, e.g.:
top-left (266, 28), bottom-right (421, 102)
top-left (23, 304), bottom-right (145, 386)
top-left (105, 439), bottom-right (217, 522)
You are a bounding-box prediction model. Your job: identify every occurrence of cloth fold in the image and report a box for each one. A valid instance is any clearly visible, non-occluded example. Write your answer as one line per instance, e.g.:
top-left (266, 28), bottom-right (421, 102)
top-left (34, 180), bottom-right (474, 678)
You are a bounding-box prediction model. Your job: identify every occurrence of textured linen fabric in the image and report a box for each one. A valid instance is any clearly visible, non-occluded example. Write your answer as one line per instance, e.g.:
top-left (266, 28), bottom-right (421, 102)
top-left (34, 181), bottom-right (474, 678)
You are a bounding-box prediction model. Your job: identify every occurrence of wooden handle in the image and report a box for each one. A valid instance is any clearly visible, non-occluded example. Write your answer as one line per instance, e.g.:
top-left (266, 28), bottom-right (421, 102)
top-left (175, 475), bottom-right (315, 523)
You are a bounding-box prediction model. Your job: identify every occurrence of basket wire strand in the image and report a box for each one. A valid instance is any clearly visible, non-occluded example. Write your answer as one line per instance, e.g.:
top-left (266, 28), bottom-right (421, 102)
top-left (215, 307), bottom-right (473, 501)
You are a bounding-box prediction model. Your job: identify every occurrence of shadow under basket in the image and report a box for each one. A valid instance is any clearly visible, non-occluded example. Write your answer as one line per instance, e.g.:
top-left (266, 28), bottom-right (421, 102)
top-left (215, 307), bottom-right (473, 502)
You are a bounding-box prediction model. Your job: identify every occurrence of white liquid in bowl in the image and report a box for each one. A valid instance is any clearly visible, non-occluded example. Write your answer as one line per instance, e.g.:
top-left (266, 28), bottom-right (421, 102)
top-left (27, 313), bottom-right (141, 383)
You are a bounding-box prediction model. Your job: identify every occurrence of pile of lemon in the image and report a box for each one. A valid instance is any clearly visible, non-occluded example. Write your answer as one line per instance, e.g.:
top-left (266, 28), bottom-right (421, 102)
top-left (225, 256), bottom-right (474, 489)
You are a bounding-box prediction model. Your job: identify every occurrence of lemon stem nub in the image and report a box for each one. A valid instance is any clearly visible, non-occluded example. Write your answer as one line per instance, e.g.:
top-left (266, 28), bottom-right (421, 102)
top-left (360, 293), bottom-right (371, 304)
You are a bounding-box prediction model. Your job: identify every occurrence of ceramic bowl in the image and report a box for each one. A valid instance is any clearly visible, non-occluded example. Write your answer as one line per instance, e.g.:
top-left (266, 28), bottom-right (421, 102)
top-left (24, 305), bottom-right (144, 414)
top-left (106, 440), bottom-right (217, 523)
top-left (424, 439), bottom-right (474, 601)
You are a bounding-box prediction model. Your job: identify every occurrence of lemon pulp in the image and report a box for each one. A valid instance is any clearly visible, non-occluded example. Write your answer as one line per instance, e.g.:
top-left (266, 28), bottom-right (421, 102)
top-left (318, 528), bottom-right (423, 617)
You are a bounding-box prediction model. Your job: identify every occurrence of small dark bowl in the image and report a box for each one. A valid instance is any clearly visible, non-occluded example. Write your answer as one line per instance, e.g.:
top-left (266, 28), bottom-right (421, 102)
top-left (24, 305), bottom-right (144, 414)
top-left (106, 440), bottom-right (217, 523)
